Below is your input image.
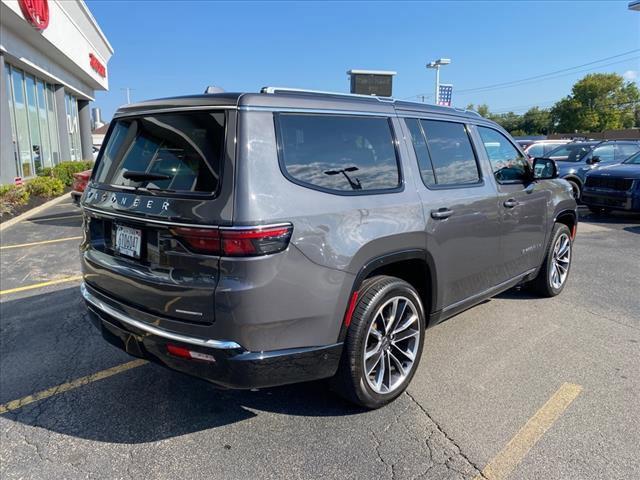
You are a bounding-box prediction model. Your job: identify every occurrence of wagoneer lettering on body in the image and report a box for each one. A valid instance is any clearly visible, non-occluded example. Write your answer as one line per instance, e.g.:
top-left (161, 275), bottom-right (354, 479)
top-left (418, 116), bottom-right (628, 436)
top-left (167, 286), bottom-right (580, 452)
top-left (80, 88), bottom-right (577, 408)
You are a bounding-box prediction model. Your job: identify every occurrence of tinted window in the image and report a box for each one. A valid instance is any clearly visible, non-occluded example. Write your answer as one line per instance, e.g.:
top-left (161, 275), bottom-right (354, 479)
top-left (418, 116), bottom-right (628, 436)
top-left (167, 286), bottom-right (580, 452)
top-left (405, 118), bottom-right (436, 186)
top-left (591, 144), bottom-right (615, 163)
top-left (547, 144), bottom-right (593, 162)
top-left (478, 127), bottom-right (529, 183)
top-left (616, 143), bottom-right (640, 161)
top-left (94, 111), bottom-right (225, 194)
top-left (420, 120), bottom-right (480, 185)
top-left (278, 114), bottom-right (400, 192)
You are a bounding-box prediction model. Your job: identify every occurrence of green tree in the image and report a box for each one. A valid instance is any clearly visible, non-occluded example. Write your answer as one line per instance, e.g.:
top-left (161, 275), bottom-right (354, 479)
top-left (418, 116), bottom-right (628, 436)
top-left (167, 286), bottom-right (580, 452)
top-left (520, 107), bottom-right (552, 135)
top-left (551, 73), bottom-right (640, 132)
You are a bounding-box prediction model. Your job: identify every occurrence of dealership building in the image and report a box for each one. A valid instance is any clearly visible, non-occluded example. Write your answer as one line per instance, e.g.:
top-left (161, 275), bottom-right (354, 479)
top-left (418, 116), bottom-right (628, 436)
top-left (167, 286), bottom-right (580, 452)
top-left (0, 0), bottom-right (112, 184)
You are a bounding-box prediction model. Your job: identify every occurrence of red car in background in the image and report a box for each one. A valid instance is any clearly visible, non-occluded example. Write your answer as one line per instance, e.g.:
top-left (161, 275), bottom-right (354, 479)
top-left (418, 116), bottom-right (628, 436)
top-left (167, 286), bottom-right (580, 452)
top-left (71, 170), bottom-right (91, 205)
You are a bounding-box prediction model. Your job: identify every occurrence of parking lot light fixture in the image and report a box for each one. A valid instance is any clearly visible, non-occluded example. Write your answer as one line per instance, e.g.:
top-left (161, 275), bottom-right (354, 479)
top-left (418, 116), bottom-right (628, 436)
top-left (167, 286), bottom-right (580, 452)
top-left (426, 58), bottom-right (452, 104)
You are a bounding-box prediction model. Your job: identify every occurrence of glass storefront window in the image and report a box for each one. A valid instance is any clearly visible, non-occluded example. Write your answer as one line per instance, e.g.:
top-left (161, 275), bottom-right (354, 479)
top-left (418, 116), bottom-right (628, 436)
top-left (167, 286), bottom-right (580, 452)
top-left (10, 67), bottom-right (33, 178)
top-left (25, 74), bottom-right (43, 173)
top-left (66, 93), bottom-right (82, 161)
top-left (46, 84), bottom-right (60, 165)
top-left (4, 64), bottom-right (65, 177)
top-left (36, 80), bottom-right (53, 169)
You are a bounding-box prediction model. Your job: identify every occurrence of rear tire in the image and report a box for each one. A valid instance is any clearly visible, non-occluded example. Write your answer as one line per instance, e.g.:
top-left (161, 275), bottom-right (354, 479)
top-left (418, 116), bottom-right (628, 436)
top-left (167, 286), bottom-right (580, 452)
top-left (331, 276), bottom-right (426, 409)
top-left (531, 223), bottom-right (572, 297)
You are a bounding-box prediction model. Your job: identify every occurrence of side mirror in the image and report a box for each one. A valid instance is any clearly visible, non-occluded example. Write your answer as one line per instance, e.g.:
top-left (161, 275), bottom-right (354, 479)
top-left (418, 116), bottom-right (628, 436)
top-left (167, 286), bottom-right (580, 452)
top-left (587, 155), bottom-right (601, 165)
top-left (532, 157), bottom-right (558, 180)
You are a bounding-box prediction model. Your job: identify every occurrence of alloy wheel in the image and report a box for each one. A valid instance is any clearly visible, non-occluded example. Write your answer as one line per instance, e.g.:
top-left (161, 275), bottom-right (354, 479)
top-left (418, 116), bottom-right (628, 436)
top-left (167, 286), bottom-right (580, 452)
top-left (363, 296), bottom-right (421, 394)
top-left (550, 233), bottom-right (571, 290)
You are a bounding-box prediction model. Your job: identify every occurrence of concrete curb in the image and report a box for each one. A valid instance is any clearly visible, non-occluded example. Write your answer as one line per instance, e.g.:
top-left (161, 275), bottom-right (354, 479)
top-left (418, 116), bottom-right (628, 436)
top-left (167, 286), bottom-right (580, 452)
top-left (0, 193), bottom-right (73, 233)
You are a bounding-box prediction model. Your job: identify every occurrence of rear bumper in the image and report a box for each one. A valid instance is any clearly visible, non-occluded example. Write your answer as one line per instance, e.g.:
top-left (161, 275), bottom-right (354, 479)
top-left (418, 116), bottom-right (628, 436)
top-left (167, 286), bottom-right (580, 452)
top-left (81, 283), bottom-right (342, 389)
top-left (581, 188), bottom-right (640, 212)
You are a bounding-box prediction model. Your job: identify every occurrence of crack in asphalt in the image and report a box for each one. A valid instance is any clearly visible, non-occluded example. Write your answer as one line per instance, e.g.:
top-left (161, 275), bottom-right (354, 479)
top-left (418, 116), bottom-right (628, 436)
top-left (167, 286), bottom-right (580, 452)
top-left (404, 390), bottom-right (488, 480)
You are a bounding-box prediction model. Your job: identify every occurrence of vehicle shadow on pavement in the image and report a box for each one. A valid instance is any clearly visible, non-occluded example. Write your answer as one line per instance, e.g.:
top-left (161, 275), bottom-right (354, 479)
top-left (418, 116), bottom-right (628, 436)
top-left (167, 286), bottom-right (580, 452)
top-left (579, 211), bottom-right (640, 225)
top-left (1, 287), bottom-right (364, 444)
top-left (27, 212), bottom-right (83, 228)
top-left (623, 226), bottom-right (640, 235)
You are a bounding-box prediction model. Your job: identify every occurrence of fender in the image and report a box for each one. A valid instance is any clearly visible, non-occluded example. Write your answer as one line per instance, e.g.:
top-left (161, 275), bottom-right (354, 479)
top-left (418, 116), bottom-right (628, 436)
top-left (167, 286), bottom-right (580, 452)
top-left (337, 249), bottom-right (437, 342)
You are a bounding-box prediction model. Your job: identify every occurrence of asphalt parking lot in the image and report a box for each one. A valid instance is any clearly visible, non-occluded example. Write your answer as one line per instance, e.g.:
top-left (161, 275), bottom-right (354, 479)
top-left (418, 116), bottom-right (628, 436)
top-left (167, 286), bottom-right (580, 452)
top-left (1, 199), bottom-right (638, 480)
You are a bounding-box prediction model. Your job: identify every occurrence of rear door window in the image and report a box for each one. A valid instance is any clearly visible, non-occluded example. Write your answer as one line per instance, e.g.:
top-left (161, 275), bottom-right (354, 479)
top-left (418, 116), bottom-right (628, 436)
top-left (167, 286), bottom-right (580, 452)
top-left (419, 120), bottom-right (481, 186)
top-left (93, 111), bottom-right (225, 194)
top-left (277, 114), bottom-right (400, 193)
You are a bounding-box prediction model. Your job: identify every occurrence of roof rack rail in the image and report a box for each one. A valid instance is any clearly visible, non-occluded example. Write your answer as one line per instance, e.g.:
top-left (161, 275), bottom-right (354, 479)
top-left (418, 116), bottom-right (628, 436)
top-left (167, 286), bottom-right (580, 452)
top-left (260, 86), bottom-right (395, 103)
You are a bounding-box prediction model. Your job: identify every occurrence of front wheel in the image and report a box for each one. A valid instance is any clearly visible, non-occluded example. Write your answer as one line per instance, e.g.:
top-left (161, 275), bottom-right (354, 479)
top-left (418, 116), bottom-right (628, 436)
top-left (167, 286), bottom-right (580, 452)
top-left (531, 223), bottom-right (573, 297)
top-left (331, 276), bottom-right (426, 409)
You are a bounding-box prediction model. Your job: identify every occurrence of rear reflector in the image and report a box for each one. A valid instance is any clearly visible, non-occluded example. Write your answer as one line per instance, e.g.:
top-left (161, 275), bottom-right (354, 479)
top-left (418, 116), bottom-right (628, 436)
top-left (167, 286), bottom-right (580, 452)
top-left (343, 291), bottom-right (359, 328)
top-left (166, 344), bottom-right (216, 363)
top-left (172, 224), bottom-right (293, 257)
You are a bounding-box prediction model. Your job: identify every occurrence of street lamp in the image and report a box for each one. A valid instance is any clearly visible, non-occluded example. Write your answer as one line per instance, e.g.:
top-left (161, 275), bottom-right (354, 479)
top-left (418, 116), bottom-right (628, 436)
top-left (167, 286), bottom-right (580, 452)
top-left (426, 58), bottom-right (451, 104)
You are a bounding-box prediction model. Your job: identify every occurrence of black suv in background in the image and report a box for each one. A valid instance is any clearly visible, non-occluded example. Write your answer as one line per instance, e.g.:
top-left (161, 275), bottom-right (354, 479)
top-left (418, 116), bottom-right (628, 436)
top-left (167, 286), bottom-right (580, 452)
top-left (80, 88), bottom-right (577, 408)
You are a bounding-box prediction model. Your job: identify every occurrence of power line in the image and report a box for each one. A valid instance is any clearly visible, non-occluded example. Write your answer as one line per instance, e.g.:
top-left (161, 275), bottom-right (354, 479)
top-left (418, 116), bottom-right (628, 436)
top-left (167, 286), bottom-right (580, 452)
top-left (456, 49), bottom-right (639, 94)
top-left (404, 49), bottom-right (640, 100)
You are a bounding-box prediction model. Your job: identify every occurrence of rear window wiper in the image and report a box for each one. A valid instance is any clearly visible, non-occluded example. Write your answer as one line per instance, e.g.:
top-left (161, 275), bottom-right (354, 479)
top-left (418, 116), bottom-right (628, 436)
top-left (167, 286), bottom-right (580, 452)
top-left (122, 171), bottom-right (172, 182)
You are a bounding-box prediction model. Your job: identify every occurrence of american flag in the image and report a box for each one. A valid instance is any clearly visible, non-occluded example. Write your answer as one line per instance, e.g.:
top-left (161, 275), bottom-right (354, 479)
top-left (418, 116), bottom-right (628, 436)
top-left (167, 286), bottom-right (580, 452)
top-left (438, 84), bottom-right (453, 106)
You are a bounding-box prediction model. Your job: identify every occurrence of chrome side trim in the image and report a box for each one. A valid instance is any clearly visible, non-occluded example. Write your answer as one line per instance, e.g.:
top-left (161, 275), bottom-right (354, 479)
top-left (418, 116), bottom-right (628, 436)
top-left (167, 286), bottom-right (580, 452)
top-left (114, 105), bottom-right (237, 119)
top-left (441, 268), bottom-right (537, 313)
top-left (81, 283), bottom-right (243, 350)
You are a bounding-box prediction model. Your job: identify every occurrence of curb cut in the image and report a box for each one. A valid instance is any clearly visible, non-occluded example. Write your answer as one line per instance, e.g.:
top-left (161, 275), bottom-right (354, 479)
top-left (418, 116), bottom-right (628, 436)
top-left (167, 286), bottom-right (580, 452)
top-left (0, 193), bottom-right (73, 233)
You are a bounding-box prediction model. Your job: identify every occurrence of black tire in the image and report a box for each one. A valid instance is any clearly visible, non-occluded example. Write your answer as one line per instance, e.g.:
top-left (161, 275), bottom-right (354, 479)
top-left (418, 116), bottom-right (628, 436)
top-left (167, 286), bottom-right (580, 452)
top-left (566, 179), bottom-right (581, 201)
top-left (331, 275), bottom-right (426, 409)
top-left (531, 223), bottom-right (573, 297)
top-left (587, 206), bottom-right (611, 215)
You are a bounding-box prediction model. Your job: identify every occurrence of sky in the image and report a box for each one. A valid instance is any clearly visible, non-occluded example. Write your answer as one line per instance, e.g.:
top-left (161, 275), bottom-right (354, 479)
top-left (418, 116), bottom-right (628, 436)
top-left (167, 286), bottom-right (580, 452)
top-left (87, 1), bottom-right (640, 121)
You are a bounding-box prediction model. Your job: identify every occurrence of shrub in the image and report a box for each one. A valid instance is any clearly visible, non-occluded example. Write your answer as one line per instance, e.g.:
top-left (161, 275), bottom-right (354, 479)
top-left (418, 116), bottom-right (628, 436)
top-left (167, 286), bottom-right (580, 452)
top-left (38, 167), bottom-right (54, 178)
top-left (0, 184), bottom-right (30, 217)
top-left (25, 176), bottom-right (65, 198)
top-left (51, 160), bottom-right (94, 186)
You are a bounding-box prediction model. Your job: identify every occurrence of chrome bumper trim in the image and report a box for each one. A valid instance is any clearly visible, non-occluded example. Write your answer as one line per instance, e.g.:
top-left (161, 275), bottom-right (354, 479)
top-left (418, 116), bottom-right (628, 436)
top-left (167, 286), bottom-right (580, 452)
top-left (80, 282), bottom-right (243, 350)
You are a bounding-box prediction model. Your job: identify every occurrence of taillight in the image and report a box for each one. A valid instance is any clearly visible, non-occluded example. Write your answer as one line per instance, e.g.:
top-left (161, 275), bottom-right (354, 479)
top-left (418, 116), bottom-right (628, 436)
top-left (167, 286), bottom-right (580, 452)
top-left (171, 224), bottom-right (293, 257)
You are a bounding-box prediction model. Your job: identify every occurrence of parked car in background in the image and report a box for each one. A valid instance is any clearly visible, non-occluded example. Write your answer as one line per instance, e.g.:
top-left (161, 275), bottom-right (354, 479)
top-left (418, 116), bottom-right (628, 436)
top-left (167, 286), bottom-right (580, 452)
top-left (71, 170), bottom-right (92, 205)
top-left (78, 87), bottom-right (577, 409)
top-left (582, 151), bottom-right (640, 214)
top-left (517, 139), bottom-right (572, 159)
top-left (546, 140), bottom-right (640, 199)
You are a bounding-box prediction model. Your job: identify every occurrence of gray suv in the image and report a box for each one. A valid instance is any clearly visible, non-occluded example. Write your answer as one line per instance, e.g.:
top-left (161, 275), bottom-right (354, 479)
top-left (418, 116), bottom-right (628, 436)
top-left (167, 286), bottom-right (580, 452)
top-left (80, 88), bottom-right (577, 408)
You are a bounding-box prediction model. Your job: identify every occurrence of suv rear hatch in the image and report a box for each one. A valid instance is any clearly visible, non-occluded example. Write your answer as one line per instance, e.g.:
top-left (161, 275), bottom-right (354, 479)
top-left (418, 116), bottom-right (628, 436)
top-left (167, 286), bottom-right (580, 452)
top-left (81, 109), bottom-right (234, 324)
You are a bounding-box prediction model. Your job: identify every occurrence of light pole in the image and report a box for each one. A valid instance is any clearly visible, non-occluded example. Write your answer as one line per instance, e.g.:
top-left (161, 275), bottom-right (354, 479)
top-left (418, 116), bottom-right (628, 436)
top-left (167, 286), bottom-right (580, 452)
top-left (426, 58), bottom-right (451, 104)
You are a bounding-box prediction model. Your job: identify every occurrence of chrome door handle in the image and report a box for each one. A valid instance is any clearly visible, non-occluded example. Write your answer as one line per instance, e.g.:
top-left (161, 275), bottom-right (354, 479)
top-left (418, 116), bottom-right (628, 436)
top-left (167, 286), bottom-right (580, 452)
top-left (431, 208), bottom-right (454, 219)
top-left (503, 199), bottom-right (518, 208)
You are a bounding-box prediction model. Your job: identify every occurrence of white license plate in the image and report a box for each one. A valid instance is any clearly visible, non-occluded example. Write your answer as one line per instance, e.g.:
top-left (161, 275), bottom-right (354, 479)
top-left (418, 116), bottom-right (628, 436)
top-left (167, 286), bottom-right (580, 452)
top-left (114, 225), bottom-right (142, 259)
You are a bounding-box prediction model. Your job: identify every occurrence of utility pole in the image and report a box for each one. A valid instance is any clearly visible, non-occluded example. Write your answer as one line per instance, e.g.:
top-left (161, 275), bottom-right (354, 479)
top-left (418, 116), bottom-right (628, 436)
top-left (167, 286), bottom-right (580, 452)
top-left (426, 58), bottom-right (451, 105)
top-left (121, 87), bottom-right (134, 104)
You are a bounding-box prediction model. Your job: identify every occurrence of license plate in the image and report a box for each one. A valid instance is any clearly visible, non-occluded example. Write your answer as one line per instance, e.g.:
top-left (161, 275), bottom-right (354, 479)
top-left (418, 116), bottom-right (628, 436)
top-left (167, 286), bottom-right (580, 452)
top-left (114, 225), bottom-right (142, 259)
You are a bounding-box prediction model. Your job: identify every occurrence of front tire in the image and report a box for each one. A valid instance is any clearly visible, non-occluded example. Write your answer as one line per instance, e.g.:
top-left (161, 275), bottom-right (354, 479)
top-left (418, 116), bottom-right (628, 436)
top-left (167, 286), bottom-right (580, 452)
top-left (331, 276), bottom-right (426, 409)
top-left (566, 179), bottom-right (581, 201)
top-left (531, 223), bottom-right (573, 297)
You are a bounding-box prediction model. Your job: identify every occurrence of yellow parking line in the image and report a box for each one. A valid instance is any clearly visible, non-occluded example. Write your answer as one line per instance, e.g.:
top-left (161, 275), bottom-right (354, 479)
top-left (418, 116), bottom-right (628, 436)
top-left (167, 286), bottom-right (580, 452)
top-left (28, 214), bottom-right (82, 222)
top-left (0, 359), bottom-right (147, 414)
top-left (0, 275), bottom-right (83, 295)
top-left (475, 382), bottom-right (583, 480)
top-left (0, 236), bottom-right (82, 250)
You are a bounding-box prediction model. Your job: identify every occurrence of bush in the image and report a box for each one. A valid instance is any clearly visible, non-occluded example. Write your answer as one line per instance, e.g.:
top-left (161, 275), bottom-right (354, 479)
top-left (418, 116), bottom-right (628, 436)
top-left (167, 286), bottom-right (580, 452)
top-left (38, 167), bottom-right (53, 178)
top-left (25, 176), bottom-right (65, 198)
top-left (51, 160), bottom-right (94, 186)
top-left (0, 184), bottom-right (30, 217)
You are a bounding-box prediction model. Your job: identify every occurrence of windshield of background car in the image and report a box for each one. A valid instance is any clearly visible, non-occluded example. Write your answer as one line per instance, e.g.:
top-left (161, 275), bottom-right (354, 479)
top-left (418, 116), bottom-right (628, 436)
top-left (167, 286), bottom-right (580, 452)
top-left (547, 144), bottom-right (594, 162)
top-left (93, 111), bottom-right (225, 194)
top-left (624, 152), bottom-right (640, 164)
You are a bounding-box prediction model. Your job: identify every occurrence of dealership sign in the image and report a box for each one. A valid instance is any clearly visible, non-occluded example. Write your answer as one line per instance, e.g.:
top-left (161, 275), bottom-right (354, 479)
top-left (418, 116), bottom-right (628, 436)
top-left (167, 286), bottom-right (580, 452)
top-left (18, 0), bottom-right (49, 31)
top-left (89, 53), bottom-right (106, 77)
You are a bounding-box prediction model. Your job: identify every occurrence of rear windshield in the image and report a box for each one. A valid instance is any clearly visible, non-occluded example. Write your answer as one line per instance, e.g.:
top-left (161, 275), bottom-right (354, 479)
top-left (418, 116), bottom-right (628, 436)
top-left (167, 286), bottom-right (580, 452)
top-left (93, 111), bottom-right (225, 194)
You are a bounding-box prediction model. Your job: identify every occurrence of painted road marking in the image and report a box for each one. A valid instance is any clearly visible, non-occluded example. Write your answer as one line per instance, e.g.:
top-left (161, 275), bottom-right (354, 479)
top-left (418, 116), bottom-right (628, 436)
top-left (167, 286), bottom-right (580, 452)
top-left (27, 214), bottom-right (82, 222)
top-left (0, 360), bottom-right (147, 414)
top-left (0, 236), bottom-right (82, 250)
top-left (0, 275), bottom-right (83, 296)
top-left (475, 382), bottom-right (583, 480)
